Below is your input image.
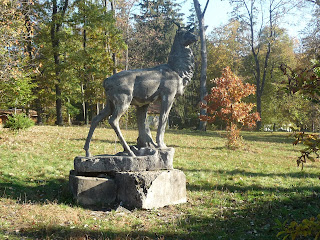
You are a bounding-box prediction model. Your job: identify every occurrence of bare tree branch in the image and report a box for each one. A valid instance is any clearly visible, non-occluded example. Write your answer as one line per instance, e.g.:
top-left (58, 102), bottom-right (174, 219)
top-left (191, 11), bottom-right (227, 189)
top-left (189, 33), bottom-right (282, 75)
top-left (202, 0), bottom-right (210, 17)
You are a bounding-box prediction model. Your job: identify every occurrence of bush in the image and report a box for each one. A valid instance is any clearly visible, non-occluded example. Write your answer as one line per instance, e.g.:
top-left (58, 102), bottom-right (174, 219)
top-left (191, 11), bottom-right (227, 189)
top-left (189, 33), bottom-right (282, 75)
top-left (200, 67), bottom-right (260, 149)
top-left (277, 215), bottom-right (320, 240)
top-left (4, 113), bottom-right (35, 130)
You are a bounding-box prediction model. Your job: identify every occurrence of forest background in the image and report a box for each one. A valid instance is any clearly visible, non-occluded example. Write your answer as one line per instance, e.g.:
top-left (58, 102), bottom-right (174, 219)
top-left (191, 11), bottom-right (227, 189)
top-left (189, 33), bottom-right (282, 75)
top-left (0, 0), bottom-right (319, 132)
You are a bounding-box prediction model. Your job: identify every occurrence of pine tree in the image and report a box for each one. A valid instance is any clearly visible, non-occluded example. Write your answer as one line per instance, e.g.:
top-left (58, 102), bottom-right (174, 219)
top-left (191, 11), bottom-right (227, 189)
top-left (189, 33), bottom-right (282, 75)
top-left (129, 0), bottom-right (183, 68)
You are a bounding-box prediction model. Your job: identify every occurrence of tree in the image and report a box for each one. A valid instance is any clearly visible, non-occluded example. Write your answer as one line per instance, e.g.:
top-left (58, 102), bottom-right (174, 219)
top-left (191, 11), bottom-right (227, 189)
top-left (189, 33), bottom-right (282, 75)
top-left (114, 0), bottom-right (138, 70)
top-left (302, 4), bottom-right (320, 60)
top-left (200, 67), bottom-right (260, 149)
top-left (249, 26), bottom-right (296, 128)
top-left (207, 20), bottom-right (243, 81)
top-left (229, 0), bottom-right (297, 130)
top-left (129, 0), bottom-right (182, 68)
top-left (31, 0), bottom-right (126, 125)
top-left (0, 0), bottom-right (35, 111)
top-left (70, 0), bottom-right (125, 124)
top-left (193, 0), bottom-right (209, 131)
top-left (50, 0), bottom-right (69, 125)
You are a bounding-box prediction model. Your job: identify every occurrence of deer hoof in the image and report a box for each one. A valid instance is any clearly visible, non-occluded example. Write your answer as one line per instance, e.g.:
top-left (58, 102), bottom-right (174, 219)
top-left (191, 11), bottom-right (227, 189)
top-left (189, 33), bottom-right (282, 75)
top-left (128, 150), bottom-right (136, 157)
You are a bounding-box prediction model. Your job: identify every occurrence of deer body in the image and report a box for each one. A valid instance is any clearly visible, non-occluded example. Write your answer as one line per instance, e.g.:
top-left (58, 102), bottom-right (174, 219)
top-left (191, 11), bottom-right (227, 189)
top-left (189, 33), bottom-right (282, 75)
top-left (105, 65), bottom-right (184, 104)
top-left (84, 27), bottom-right (197, 157)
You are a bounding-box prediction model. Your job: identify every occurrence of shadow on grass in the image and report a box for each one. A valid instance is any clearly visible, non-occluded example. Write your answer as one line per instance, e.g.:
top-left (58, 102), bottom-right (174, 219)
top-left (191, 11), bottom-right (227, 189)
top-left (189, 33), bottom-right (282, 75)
top-left (187, 181), bottom-right (320, 194)
top-left (3, 193), bottom-right (320, 240)
top-left (242, 132), bottom-right (294, 144)
top-left (181, 168), bottom-right (320, 179)
top-left (1, 226), bottom-right (186, 240)
top-left (167, 129), bottom-right (295, 145)
top-left (0, 173), bottom-right (72, 204)
top-left (177, 193), bottom-right (320, 240)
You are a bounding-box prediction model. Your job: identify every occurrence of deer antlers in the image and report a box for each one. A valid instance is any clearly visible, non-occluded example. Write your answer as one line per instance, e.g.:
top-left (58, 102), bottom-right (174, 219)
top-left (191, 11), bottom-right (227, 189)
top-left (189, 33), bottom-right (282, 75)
top-left (172, 20), bottom-right (194, 31)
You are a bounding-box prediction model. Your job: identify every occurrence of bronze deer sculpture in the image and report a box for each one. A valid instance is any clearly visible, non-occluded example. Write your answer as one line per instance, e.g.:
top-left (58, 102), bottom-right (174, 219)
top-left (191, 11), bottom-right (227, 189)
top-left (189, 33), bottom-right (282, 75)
top-left (84, 26), bottom-right (197, 157)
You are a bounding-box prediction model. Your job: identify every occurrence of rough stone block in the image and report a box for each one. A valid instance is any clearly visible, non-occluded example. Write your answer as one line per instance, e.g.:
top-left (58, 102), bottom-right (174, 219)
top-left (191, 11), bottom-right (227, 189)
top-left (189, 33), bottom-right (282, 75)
top-left (115, 169), bottom-right (187, 209)
top-left (74, 148), bottom-right (174, 173)
top-left (69, 170), bottom-right (116, 206)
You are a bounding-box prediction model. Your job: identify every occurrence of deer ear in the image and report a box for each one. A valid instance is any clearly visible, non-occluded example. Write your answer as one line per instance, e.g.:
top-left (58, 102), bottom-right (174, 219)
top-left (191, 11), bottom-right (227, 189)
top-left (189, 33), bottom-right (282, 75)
top-left (186, 23), bottom-right (193, 29)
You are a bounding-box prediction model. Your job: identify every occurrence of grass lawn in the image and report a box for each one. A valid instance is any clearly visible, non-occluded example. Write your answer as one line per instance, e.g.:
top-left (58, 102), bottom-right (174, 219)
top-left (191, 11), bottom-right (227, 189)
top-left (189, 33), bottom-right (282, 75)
top-left (0, 125), bottom-right (319, 239)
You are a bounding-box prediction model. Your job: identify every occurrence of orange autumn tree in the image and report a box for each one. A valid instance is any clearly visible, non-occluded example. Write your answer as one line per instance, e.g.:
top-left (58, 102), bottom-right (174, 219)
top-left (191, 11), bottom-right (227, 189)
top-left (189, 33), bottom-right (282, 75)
top-left (200, 67), bottom-right (261, 149)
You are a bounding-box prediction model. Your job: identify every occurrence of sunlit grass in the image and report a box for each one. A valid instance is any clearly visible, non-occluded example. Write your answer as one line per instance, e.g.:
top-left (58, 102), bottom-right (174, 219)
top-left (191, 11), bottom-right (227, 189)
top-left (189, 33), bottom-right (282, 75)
top-left (0, 126), bottom-right (319, 239)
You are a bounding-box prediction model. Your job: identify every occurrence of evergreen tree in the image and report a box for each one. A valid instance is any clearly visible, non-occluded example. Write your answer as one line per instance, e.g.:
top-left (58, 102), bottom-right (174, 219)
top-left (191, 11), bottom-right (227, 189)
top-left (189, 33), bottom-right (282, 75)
top-left (129, 0), bottom-right (183, 68)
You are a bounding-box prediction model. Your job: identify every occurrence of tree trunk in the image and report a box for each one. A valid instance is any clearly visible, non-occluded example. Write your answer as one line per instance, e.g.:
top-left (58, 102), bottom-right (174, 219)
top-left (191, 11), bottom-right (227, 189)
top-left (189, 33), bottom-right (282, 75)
top-left (85, 102), bottom-right (89, 125)
top-left (81, 83), bottom-right (86, 124)
top-left (241, 0), bottom-right (274, 131)
top-left (51, 0), bottom-right (68, 126)
top-left (111, 0), bottom-right (117, 74)
top-left (82, 14), bottom-right (90, 125)
top-left (97, 102), bottom-right (100, 115)
top-left (256, 91), bottom-right (262, 130)
top-left (193, 0), bottom-right (209, 131)
top-left (125, 44), bottom-right (129, 70)
top-left (35, 98), bottom-right (43, 125)
top-left (55, 84), bottom-right (63, 125)
top-left (67, 98), bottom-right (72, 126)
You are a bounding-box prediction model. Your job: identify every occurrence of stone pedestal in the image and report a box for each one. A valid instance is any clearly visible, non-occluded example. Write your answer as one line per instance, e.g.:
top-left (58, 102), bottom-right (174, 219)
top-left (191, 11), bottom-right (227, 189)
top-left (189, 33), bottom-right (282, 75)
top-left (69, 171), bottom-right (117, 206)
top-left (69, 148), bottom-right (187, 209)
top-left (115, 170), bottom-right (186, 209)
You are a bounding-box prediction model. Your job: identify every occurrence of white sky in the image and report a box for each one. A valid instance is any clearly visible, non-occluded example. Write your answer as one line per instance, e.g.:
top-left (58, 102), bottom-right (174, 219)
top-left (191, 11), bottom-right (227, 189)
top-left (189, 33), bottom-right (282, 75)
top-left (179, 0), bottom-right (315, 39)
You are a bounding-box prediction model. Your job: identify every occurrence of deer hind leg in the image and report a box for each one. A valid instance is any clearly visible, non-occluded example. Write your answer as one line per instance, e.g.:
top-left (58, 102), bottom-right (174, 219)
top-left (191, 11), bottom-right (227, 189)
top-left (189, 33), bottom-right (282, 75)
top-left (84, 100), bottom-right (112, 157)
top-left (156, 94), bottom-right (174, 149)
top-left (136, 104), bottom-right (156, 148)
top-left (108, 96), bottom-right (135, 157)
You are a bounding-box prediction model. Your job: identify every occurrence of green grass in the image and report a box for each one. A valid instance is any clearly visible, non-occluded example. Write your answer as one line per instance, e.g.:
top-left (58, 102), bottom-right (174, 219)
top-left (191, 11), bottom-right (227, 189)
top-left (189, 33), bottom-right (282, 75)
top-left (0, 126), bottom-right (319, 239)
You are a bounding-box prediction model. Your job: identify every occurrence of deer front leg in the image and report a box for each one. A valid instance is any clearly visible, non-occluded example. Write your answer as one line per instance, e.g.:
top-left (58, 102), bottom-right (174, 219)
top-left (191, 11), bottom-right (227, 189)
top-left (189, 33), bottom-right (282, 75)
top-left (136, 105), bottom-right (156, 148)
top-left (156, 95), bottom-right (174, 149)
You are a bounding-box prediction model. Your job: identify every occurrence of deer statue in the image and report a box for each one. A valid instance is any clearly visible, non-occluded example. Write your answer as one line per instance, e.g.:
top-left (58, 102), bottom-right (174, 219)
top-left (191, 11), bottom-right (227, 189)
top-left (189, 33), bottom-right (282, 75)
top-left (83, 26), bottom-right (197, 157)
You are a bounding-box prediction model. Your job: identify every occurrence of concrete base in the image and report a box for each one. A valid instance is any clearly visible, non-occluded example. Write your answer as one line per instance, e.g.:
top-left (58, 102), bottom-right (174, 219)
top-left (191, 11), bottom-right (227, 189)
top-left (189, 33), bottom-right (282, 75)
top-left (69, 169), bottom-right (186, 209)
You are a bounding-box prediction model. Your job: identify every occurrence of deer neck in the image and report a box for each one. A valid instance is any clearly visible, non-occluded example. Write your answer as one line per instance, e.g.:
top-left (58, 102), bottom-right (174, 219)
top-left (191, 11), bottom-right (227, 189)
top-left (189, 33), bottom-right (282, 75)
top-left (168, 41), bottom-right (195, 87)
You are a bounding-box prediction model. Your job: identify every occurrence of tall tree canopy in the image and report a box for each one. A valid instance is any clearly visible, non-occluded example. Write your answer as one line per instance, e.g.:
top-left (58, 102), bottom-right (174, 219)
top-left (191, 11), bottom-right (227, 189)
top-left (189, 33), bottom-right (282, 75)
top-left (229, 0), bottom-right (299, 130)
top-left (30, 0), bottom-right (125, 124)
top-left (0, 0), bottom-right (35, 110)
top-left (128, 0), bottom-right (183, 68)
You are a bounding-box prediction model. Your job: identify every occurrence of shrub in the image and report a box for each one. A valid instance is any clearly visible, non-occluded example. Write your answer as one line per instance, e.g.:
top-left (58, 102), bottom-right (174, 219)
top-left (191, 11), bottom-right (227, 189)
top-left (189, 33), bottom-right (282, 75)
top-left (200, 67), bottom-right (260, 149)
top-left (277, 215), bottom-right (320, 240)
top-left (4, 113), bottom-right (35, 130)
